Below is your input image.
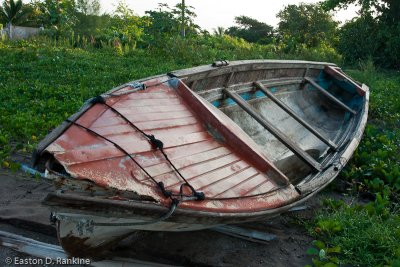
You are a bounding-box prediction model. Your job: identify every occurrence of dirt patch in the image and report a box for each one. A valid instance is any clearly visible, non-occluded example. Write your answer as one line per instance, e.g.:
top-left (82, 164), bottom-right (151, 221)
top-left (110, 214), bottom-right (314, 267)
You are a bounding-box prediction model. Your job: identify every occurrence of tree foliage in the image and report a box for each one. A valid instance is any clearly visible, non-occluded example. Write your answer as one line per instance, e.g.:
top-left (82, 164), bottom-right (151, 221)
top-left (33, 0), bottom-right (77, 30)
top-left (337, 14), bottom-right (378, 64)
top-left (277, 3), bottom-right (338, 50)
top-left (143, 3), bottom-right (199, 46)
top-left (324, 0), bottom-right (400, 67)
top-left (226, 16), bottom-right (274, 44)
top-left (76, 0), bottom-right (100, 16)
top-left (103, 0), bottom-right (147, 46)
top-left (1, 0), bottom-right (24, 25)
top-left (322, 0), bottom-right (400, 23)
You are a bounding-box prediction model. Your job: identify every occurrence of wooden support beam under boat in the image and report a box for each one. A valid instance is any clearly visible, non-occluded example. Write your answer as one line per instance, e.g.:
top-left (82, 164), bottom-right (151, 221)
top-left (253, 82), bottom-right (338, 151)
top-left (223, 88), bottom-right (321, 172)
top-left (304, 77), bottom-right (357, 115)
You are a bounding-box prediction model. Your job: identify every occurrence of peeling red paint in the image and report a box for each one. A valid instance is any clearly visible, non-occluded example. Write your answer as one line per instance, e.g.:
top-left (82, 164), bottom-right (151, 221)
top-left (45, 77), bottom-right (299, 213)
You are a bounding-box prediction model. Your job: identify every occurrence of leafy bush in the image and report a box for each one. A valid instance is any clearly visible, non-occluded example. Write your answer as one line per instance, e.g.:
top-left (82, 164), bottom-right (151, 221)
top-left (311, 198), bottom-right (400, 266)
top-left (337, 15), bottom-right (379, 66)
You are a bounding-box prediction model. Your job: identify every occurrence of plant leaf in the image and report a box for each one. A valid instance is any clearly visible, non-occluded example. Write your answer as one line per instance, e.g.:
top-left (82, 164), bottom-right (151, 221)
top-left (306, 247), bottom-right (319, 255)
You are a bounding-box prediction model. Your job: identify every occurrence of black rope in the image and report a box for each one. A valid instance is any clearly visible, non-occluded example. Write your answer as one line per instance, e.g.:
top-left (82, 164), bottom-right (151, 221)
top-left (90, 96), bottom-right (205, 201)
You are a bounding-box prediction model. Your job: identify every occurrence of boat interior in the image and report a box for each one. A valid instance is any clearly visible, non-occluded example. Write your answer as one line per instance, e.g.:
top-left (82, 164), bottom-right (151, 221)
top-left (171, 61), bottom-right (366, 185)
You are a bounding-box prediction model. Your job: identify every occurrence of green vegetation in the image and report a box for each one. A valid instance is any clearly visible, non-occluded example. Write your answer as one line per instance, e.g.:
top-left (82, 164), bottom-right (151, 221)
top-left (307, 66), bottom-right (400, 266)
top-left (1, 0), bottom-right (399, 265)
top-left (310, 198), bottom-right (400, 266)
top-left (226, 15), bottom-right (274, 44)
top-left (323, 0), bottom-right (400, 68)
top-left (277, 3), bottom-right (338, 51)
top-left (0, 0), bottom-right (24, 39)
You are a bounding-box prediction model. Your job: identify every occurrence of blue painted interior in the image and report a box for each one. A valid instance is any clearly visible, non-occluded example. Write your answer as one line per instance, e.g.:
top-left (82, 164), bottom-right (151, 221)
top-left (212, 70), bottom-right (362, 113)
top-left (212, 89), bottom-right (271, 108)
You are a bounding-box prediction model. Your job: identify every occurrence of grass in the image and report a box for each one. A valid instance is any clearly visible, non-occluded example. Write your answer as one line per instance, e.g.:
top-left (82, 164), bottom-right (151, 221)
top-left (0, 43), bottom-right (193, 164)
top-left (310, 199), bottom-right (400, 266)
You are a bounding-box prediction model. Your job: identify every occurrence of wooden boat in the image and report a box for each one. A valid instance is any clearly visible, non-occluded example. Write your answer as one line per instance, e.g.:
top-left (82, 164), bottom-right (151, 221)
top-left (33, 60), bottom-right (369, 256)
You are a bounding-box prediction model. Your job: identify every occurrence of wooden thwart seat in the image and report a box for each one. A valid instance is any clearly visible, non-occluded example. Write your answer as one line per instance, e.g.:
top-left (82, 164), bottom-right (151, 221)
top-left (324, 65), bottom-right (367, 96)
top-left (253, 82), bottom-right (338, 150)
top-left (304, 77), bottom-right (357, 115)
top-left (222, 88), bottom-right (322, 172)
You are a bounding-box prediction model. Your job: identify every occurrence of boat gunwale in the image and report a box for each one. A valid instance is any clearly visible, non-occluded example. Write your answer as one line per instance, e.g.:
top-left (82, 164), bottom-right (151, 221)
top-left (170, 60), bottom-right (337, 83)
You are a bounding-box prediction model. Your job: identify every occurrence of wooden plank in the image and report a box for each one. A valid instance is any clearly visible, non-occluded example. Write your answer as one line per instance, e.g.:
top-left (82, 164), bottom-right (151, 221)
top-left (54, 131), bottom-right (212, 165)
top-left (144, 147), bottom-right (232, 177)
top-left (241, 177), bottom-right (274, 196)
top-left (171, 60), bottom-right (331, 83)
top-left (220, 174), bottom-right (275, 198)
top-left (160, 154), bottom-right (242, 188)
top-left (223, 88), bottom-right (321, 172)
top-left (304, 77), bottom-right (357, 115)
top-left (204, 166), bottom-right (258, 196)
top-left (167, 160), bottom-right (247, 192)
top-left (101, 104), bottom-right (188, 116)
top-left (91, 117), bottom-right (198, 136)
top-left (101, 124), bottom-right (204, 140)
top-left (211, 225), bottom-right (277, 243)
top-left (254, 82), bottom-right (337, 150)
top-left (136, 140), bottom-right (221, 167)
top-left (124, 92), bottom-right (179, 100)
top-left (195, 161), bottom-right (252, 191)
top-left (68, 140), bottom-right (221, 168)
top-left (92, 110), bottom-right (194, 128)
top-left (0, 230), bottom-right (179, 267)
top-left (112, 97), bottom-right (183, 108)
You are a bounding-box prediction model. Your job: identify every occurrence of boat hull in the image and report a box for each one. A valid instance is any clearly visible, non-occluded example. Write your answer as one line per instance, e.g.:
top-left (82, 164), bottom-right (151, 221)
top-left (34, 60), bottom-right (369, 256)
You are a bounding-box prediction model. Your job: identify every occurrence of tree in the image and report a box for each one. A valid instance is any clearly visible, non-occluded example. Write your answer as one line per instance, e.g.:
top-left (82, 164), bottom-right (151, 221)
top-left (76, 0), bottom-right (100, 16)
top-left (323, 0), bottom-right (400, 67)
top-left (33, 0), bottom-right (77, 31)
top-left (277, 3), bottom-right (338, 50)
top-left (337, 14), bottom-right (379, 64)
top-left (143, 2), bottom-right (199, 45)
top-left (102, 1), bottom-right (147, 46)
top-left (322, 0), bottom-right (400, 24)
top-left (213, 26), bottom-right (226, 36)
top-left (1, 0), bottom-right (25, 39)
top-left (226, 16), bottom-right (274, 44)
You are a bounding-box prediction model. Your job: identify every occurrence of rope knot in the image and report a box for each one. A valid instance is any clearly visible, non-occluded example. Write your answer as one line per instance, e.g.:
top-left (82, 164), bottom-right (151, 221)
top-left (148, 135), bottom-right (164, 149)
top-left (158, 182), bottom-right (172, 198)
top-left (90, 95), bottom-right (105, 104)
top-left (193, 191), bottom-right (205, 201)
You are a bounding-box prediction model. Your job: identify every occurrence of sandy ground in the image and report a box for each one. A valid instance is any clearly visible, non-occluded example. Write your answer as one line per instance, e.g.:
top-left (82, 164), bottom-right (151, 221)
top-left (0, 167), bottom-right (327, 266)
